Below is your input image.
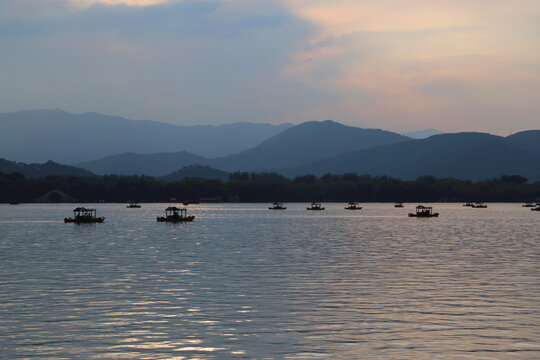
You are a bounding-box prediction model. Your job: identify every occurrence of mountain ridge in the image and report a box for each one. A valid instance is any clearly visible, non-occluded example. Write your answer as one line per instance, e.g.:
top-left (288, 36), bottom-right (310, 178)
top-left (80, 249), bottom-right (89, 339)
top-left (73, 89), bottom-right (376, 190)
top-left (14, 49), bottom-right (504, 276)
top-left (208, 120), bottom-right (412, 171)
top-left (281, 131), bottom-right (540, 181)
top-left (0, 109), bottom-right (293, 163)
top-left (0, 158), bottom-right (94, 178)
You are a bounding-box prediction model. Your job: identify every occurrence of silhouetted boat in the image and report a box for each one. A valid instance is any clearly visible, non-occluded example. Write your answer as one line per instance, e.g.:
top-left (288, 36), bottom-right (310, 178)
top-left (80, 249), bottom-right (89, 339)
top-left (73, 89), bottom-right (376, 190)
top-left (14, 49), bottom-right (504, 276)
top-left (408, 205), bottom-right (439, 217)
top-left (472, 202), bottom-right (487, 208)
top-left (64, 207), bottom-right (105, 223)
top-left (522, 202), bottom-right (536, 207)
top-left (183, 200), bottom-right (200, 205)
top-left (269, 202), bottom-right (287, 210)
top-left (307, 202), bottom-right (325, 210)
top-left (532, 204), bottom-right (540, 211)
top-left (156, 206), bottom-right (195, 222)
top-left (126, 202), bottom-right (141, 208)
top-left (9, 202), bottom-right (20, 205)
top-left (344, 202), bottom-right (362, 210)
top-left (394, 202), bottom-right (404, 208)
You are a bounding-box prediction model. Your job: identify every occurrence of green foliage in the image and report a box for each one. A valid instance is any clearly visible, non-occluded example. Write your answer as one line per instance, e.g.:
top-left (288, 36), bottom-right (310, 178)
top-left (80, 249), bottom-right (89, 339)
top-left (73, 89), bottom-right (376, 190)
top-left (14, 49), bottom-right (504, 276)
top-left (0, 172), bottom-right (539, 203)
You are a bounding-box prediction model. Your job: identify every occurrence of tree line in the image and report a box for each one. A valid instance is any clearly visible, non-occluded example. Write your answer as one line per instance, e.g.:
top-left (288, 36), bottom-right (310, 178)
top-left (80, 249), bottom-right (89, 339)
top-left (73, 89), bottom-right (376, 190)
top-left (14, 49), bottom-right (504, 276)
top-left (1, 172), bottom-right (539, 203)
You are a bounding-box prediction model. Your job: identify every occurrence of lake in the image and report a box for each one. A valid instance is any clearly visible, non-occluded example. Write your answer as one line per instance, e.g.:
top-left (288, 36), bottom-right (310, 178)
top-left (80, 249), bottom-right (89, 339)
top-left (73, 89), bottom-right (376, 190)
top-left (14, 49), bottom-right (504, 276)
top-left (1, 203), bottom-right (539, 359)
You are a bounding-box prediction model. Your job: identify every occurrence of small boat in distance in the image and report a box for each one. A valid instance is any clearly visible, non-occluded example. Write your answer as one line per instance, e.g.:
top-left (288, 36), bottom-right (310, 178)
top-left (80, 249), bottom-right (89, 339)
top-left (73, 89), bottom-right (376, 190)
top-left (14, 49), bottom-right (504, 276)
top-left (65, 207), bottom-right (105, 223)
top-left (463, 202), bottom-right (474, 207)
top-left (472, 202), bottom-right (487, 208)
top-left (532, 204), bottom-right (540, 211)
top-left (126, 202), bottom-right (141, 208)
top-left (345, 202), bottom-right (362, 210)
top-left (394, 202), bottom-right (404, 208)
top-left (156, 206), bottom-right (195, 222)
top-left (522, 202), bottom-right (536, 207)
top-left (269, 202), bottom-right (287, 210)
top-left (408, 205), bottom-right (439, 217)
top-left (307, 202), bottom-right (325, 210)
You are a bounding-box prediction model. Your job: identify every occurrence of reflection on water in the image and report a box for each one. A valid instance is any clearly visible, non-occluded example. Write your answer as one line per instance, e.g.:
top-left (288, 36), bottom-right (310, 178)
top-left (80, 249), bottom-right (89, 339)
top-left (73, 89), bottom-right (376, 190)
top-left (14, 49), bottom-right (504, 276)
top-left (0, 203), bottom-right (539, 359)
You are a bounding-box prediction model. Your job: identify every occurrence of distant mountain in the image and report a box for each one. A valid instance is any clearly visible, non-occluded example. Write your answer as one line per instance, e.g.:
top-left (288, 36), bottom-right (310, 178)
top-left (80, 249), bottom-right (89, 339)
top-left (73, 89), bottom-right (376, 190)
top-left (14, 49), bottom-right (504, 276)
top-left (77, 151), bottom-right (208, 176)
top-left (0, 158), bottom-right (94, 178)
top-left (403, 129), bottom-right (444, 139)
top-left (505, 130), bottom-right (540, 157)
top-left (209, 120), bottom-right (411, 171)
top-left (283, 131), bottom-right (540, 181)
top-left (162, 165), bottom-right (230, 182)
top-left (0, 109), bottom-right (293, 163)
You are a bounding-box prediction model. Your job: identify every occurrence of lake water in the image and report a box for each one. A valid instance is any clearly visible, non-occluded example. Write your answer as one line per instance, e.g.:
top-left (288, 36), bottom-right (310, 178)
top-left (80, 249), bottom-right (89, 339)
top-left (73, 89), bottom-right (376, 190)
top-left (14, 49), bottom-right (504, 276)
top-left (1, 203), bottom-right (539, 359)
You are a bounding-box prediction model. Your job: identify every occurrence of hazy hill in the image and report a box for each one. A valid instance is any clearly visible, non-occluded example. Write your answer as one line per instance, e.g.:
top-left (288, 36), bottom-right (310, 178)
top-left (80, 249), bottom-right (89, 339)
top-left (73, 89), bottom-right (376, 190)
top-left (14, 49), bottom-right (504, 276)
top-left (505, 130), bottom-right (540, 157)
top-left (209, 120), bottom-right (411, 171)
top-left (0, 109), bottom-right (292, 163)
top-left (283, 132), bottom-right (540, 181)
top-left (162, 165), bottom-right (230, 182)
top-left (0, 158), bottom-right (94, 178)
top-left (403, 129), bottom-right (444, 139)
top-left (77, 151), bottom-right (209, 176)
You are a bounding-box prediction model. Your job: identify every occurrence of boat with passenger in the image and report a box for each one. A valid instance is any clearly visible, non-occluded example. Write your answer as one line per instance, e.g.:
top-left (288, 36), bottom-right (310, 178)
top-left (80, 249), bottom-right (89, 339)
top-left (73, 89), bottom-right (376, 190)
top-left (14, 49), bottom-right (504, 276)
top-left (394, 202), bottom-right (404, 208)
top-left (269, 202), bottom-right (287, 210)
top-left (408, 205), bottom-right (439, 217)
top-left (344, 202), bottom-right (362, 210)
top-left (307, 202), bottom-right (325, 210)
top-left (64, 207), bottom-right (105, 223)
top-left (126, 202), bottom-right (141, 208)
top-left (472, 202), bottom-right (487, 208)
top-left (532, 204), bottom-right (540, 211)
top-left (156, 206), bottom-right (195, 222)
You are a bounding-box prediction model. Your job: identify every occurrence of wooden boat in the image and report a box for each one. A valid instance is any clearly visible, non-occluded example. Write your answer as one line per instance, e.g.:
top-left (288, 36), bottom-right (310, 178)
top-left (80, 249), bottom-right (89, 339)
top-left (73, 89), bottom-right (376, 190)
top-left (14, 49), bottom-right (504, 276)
top-left (64, 207), bottom-right (105, 223)
top-left (532, 204), bottom-right (540, 211)
top-left (522, 202), bottom-right (536, 207)
top-left (156, 206), bottom-right (195, 222)
top-left (463, 202), bottom-right (474, 207)
top-left (472, 202), bottom-right (487, 208)
top-left (394, 202), bottom-right (404, 208)
top-left (269, 202), bottom-right (287, 210)
top-left (307, 202), bottom-right (325, 210)
top-left (126, 202), bottom-right (141, 208)
top-left (408, 205), bottom-right (439, 217)
top-left (344, 202), bottom-right (362, 210)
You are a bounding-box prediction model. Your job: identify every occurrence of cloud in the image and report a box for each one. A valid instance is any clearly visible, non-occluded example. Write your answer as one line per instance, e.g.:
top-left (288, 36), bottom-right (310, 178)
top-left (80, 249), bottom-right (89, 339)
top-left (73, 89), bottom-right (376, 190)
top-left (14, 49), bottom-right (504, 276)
top-left (0, 0), bottom-right (323, 125)
top-left (0, 0), bottom-right (539, 133)
top-left (277, 0), bottom-right (540, 132)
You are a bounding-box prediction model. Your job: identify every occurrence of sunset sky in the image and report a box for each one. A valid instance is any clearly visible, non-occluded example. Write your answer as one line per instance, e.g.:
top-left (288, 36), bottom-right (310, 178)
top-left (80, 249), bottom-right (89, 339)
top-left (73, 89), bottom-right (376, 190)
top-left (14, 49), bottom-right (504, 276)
top-left (1, 0), bottom-right (539, 133)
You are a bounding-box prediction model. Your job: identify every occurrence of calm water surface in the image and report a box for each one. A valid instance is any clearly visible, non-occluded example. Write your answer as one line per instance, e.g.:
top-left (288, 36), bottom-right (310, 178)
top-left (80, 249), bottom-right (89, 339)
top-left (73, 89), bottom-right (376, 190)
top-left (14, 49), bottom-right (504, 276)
top-left (1, 203), bottom-right (539, 359)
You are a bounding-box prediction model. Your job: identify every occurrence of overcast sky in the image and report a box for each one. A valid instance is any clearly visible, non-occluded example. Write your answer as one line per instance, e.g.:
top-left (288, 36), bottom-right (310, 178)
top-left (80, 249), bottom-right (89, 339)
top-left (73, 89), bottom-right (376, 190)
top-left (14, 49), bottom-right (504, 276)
top-left (1, 0), bottom-right (539, 133)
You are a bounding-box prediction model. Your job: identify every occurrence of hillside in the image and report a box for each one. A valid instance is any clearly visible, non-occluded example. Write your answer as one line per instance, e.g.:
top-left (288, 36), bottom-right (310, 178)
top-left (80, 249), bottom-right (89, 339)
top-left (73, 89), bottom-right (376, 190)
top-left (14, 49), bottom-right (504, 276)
top-left (77, 151), bottom-right (209, 176)
top-left (162, 165), bottom-right (230, 182)
top-left (282, 132), bottom-right (540, 181)
top-left (505, 130), bottom-right (540, 157)
top-left (0, 109), bottom-right (292, 163)
top-left (0, 158), bottom-right (94, 178)
top-left (210, 120), bottom-right (411, 171)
